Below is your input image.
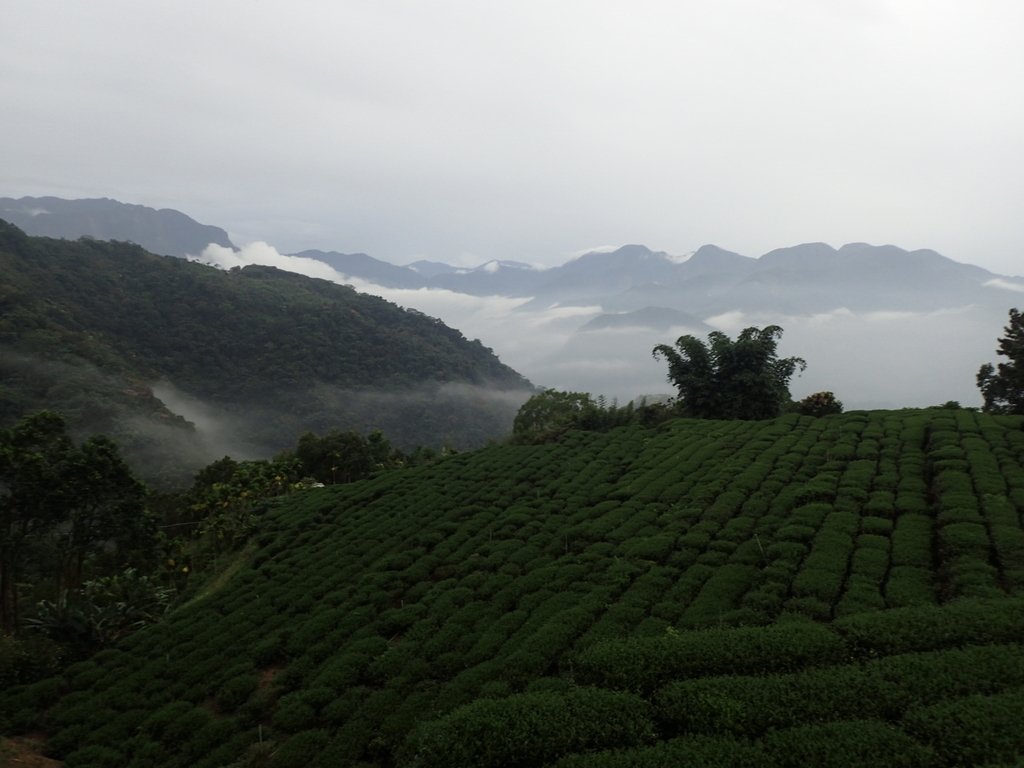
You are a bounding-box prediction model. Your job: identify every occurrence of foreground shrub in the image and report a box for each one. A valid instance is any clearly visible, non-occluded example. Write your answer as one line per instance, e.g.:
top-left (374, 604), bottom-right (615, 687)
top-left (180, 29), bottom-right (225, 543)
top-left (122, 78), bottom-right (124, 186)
top-left (575, 621), bottom-right (844, 692)
top-left (549, 734), bottom-right (763, 768)
top-left (834, 597), bottom-right (1024, 655)
top-left (403, 687), bottom-right (654, 768)
top-left (903, 686), bottom-right (1024, 766)
top-left (761, 720), bottom-right (934, 768)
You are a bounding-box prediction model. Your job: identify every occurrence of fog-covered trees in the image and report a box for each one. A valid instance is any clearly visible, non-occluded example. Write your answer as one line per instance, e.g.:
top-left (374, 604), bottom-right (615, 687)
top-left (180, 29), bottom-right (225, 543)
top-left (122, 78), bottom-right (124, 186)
top-left (653, 326), bottom-right (806, 420)
top-left (978, 308), bottom-right (1024, 415)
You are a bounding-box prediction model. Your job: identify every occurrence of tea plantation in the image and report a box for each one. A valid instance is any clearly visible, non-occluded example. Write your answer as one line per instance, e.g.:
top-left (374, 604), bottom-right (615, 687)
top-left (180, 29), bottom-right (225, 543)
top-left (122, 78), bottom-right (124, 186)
top-left (4, 409), bottom-right (1024, 766)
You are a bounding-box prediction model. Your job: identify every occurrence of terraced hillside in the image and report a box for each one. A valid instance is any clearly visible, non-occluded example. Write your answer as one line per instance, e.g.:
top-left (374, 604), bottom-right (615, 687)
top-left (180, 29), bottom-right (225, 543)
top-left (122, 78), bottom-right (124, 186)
top-left (4, 409), bottom-right (1024, 766)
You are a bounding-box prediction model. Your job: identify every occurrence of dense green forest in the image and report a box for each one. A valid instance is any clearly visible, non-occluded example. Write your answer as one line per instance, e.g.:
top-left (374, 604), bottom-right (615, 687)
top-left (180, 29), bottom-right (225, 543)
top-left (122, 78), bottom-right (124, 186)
top-left (0, 220), bottom-right (532, 485)
top-left (4, 407), bottom-right (1024, 766)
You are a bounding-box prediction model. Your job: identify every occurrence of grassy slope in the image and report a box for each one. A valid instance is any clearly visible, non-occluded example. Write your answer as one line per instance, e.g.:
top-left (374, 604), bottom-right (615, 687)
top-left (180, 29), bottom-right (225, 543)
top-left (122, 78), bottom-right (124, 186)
top-left (3, 409), bottom-right (1024, 767)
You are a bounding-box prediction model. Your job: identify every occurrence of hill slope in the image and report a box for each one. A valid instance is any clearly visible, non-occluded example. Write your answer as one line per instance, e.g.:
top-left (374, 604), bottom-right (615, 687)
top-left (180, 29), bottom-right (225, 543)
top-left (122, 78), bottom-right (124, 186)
top-left (4, 408), bottom-right (1024, 765)
top-left (0, 221), bottom-right (532, 484)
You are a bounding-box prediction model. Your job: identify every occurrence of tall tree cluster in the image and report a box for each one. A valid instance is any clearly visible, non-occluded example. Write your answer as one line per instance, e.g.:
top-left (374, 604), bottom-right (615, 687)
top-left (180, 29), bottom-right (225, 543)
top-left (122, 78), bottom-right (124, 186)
top-left (653, 325), bottom-right (806, 420)
top-left (0, 412), bottom-right (151, 633)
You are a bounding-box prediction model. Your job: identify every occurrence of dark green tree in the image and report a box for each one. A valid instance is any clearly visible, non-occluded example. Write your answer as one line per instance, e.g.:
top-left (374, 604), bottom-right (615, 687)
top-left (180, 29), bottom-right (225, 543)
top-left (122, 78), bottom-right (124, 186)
top-left (796, 391), bottom-right (844, 417)
top-left (57, 436), bottom-right (151, 594)
top-left (0, 412), bottom-right (151, 633)
top-left (0, 412), bottom-right (72, 632)
top-left (653, 326), bottom-right (806, 420)
top-left (513, 390), bottom-right (595, 438)
top-left (293, 430), bottom-right (377, 484)
top-left (977, 308), bottom-right (1024, 414)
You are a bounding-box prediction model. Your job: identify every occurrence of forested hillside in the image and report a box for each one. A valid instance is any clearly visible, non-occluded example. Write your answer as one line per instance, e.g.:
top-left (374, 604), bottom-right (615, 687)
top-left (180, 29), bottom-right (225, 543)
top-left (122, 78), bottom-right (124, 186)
top-left (0, 221), bottom-right (532, 484)
top-left (4, 408), bottom-right (1024, 766)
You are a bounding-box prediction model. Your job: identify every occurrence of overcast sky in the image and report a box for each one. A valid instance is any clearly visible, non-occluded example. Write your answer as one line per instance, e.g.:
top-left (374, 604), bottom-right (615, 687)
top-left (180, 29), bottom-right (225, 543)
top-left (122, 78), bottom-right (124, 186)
top-left (3, 1), bottom-right (1023, 273)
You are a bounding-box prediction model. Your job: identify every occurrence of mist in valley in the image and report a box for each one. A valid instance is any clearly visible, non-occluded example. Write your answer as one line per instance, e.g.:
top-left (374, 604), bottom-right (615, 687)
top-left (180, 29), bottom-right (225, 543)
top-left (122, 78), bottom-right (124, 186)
top-left (197, 242), bottom-right (1011, 412)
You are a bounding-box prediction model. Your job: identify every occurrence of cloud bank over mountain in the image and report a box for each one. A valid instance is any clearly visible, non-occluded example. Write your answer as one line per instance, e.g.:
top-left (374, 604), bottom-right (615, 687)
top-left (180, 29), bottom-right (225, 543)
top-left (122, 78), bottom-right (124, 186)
top-left (196, 240), bottom-right (1012, 410)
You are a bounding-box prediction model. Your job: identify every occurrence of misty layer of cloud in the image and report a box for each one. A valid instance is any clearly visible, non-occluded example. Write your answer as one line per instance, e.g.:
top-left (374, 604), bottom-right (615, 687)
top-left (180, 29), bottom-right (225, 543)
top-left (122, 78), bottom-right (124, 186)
top-left (150, 380), bottom-right (260, 461)
top-left (192, 241), bottom-right (1008, 411)
top-left (985, 278), bottom-right (1024, 294)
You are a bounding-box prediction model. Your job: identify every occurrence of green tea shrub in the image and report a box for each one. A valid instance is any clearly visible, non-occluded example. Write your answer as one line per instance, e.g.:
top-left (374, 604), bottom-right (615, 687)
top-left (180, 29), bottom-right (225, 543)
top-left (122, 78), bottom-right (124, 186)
top-left (764, 541), bottom-right (807, 563)
top-left (695, 550), bottom-right (729, 567)
top-left (834, 577), bottom-right (885, 617)
top-left (890, 515), bottom-right (933, 568)
top-left (776, 524), bottom-right (816, 543)
top-left (658, 643), bottom-right (1024, 740)
top-left (548, 734), bottom-right (763, 768)
top-left (834, 597), bottom-right (1024, 654)
top-left (790, 566), bottom-right (844, 604)
top-left (574, 620), bottom-right (843, 692)
top-left (655, 666), bottom-right (875, 737)
top-left (403, 688), bottom-right (654, 768)
top-left (902, 686), bottom-right (1024, 766)
top-left (271, 729), bottom-right (330, 768)
top-left (216, 673), bottom-right (260, 711)
top-left (679, 564), bottom-right (758, 628)
top-left (850, 546), bottom-right (889, 581)
top-left (884, 567), bottom-right (934, 607)
top-left (784, 596), bottom-right (832, 621)
top-left (63, 744), bottom-right (126, 768)
top-left (273, 690), bottom-right (318, 732)
top-left (760, 720), bottom-right (934, 768)
top-left (860, 516), bottom-right (893, 536)
top-left (620, 534), bottom-right (675, 562)
top-left (862, 491), bottom-right (896, 518)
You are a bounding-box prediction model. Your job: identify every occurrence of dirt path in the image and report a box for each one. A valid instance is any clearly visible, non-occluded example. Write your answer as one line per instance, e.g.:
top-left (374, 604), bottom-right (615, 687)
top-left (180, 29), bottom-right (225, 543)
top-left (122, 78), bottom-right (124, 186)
top-left (0, 735), bottom-right (63, 767)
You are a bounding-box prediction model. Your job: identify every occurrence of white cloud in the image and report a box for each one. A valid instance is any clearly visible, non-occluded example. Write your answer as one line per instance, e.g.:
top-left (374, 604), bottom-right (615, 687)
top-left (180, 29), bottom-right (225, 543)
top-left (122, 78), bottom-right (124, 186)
top-left (984, 278), bottom-right (1024, 294)
top-left (185, 238), bottom-right (1007, 409)
top-left (704, 311), bottom-right (747, 331)
top-left (193, 242), bottom-right (349, 284)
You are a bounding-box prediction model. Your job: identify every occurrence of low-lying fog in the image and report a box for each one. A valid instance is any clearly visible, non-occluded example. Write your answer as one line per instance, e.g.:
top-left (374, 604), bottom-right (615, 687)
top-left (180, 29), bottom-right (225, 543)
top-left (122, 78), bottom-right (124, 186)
top-left (198, 243), bottom-right (1013, 411)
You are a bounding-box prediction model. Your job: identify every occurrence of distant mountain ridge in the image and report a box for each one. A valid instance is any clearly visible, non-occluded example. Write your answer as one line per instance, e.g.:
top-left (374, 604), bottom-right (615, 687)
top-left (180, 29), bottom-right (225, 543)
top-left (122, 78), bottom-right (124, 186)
top-left (299, 241), bottom-right (1016, 318)
top-left (4, 196), bottom-right (1016, 323)
top-left (0, 195), bottom-right (236, 258)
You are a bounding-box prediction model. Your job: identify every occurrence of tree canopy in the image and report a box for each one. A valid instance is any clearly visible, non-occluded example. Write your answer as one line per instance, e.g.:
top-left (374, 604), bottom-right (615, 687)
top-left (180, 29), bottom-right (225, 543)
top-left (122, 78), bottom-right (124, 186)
top-left (513, 390), bottom-right (596, 437)
top-left (977, 308), bottom-right (1024, 415)
top-left (0, 412), bottom-right (150, 633)
top-left (653, 325), bottom-right (806, 420)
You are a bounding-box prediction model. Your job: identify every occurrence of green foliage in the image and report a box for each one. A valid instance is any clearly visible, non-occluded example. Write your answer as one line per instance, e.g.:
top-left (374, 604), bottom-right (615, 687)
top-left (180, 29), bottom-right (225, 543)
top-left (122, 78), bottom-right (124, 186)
top-left (833, 597), bottom-right (1024, 655)
top-left (796, 391), bottom-right (844, 417)
top-left (25, 567), bottom-right (172, 652)
top-left (3, 409), bottom-right (1024, 766)
top-left (575, 621), bottom-right (845, 693)
top-left (404, 688), bottom-right (655, 768)
top-left (513, 389), bottom-right (595, 437)
top-left (760, 720), bottom-right (934, 768)
top-left (655, 643), bottom-right (1024, 738)
top-left (903, 686), bottom-right (1024, 765)
top-left (653, 326), bottom-right (806, 419)
top-left (549, 734), bottom-right (764, 768)
top-left (0, 411), bottom-right (152, 634)
top-left (512, 390), bottom-right (664, 442)
top-left (978, 307), bottom-right (1024, 414)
